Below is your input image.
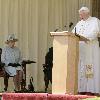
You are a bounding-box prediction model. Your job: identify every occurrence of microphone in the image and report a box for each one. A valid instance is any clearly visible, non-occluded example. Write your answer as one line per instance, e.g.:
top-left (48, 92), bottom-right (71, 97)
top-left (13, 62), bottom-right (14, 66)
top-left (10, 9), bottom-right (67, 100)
top-left (75, 27), bottom-right (76, 33)
top-left (64, 25), bottom-right (67, 28)
top-left (63, 22), bottom-right (73, 31)
top-left (69, 22), bottom-right (73, 28)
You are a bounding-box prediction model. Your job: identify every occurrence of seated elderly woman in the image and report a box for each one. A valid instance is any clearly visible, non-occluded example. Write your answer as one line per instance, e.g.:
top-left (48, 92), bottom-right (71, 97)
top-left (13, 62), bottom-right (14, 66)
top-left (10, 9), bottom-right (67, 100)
top-left (1, 33), bottom-right (23, 92)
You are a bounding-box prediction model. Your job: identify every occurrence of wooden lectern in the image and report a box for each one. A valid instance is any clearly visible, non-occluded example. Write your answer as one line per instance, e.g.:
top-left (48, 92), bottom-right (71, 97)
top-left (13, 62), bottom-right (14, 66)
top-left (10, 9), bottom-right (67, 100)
top-left (50, 31), bottom-right (88, 94)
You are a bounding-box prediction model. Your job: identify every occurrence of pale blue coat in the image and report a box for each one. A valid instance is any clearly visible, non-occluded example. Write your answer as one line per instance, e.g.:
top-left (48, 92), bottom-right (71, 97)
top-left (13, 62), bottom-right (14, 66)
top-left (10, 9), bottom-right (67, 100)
top-left (1, 46), bottom-right (23, 76)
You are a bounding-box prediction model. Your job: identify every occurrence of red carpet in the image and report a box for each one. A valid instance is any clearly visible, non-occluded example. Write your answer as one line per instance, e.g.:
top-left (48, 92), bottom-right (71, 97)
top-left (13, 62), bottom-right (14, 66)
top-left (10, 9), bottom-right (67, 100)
top-left (47, 94), bottom-right (95, 100)
top-left (2, 93), bottom-right (48, 100)
top-left (2, 93), bottom-right (95, 100)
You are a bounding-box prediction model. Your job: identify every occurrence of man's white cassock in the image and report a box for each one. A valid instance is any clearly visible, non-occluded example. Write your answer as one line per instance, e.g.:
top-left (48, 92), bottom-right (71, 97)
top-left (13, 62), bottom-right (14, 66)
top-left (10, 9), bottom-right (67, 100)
top-left (72, 16), bottom-right (100, 93)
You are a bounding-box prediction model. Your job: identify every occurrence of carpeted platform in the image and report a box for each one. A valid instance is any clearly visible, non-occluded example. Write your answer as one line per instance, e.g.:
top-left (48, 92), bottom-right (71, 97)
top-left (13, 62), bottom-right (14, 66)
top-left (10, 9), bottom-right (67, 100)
top-left (1, 93), bottom-right (95, 100)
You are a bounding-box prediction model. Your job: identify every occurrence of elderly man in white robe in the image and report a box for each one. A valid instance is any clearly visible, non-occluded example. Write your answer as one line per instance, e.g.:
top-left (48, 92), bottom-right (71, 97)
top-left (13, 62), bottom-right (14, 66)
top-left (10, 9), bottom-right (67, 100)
top-left (1, 33), bottom-right (23, 92)
top-left (72, 7), bottom-right (100, 95)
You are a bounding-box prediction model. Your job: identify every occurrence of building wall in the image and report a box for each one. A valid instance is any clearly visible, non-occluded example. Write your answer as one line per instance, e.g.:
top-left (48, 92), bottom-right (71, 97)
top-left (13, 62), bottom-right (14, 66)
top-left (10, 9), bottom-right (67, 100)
top-left (0, 0), bottom-right (92, 92)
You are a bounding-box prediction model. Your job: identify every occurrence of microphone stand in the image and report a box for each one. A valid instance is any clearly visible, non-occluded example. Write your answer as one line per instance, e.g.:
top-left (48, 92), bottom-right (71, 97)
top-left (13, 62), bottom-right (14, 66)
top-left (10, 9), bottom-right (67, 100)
top-left (75, 27), bottom-right (80, 38)
top-left (54, 28), bottom-right (59, 32)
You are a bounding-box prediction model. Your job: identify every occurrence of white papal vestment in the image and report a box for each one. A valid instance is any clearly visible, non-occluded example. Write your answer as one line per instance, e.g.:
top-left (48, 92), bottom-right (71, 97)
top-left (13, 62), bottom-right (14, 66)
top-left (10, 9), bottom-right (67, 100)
top-left (72, 16), bottom-right (100, 93)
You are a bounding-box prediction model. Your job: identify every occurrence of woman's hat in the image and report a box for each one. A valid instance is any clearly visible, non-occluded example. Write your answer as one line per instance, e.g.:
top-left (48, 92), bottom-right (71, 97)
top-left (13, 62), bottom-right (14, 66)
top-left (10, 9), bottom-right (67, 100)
top-left (5, 33), bottom-right (18, 44)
